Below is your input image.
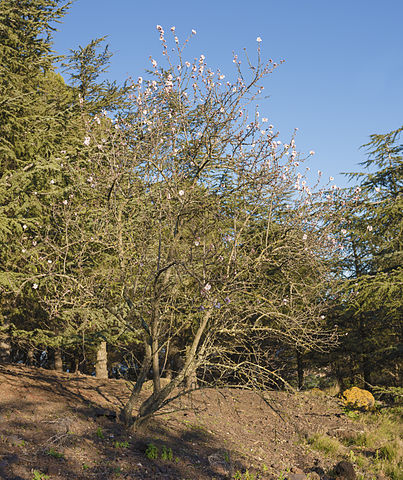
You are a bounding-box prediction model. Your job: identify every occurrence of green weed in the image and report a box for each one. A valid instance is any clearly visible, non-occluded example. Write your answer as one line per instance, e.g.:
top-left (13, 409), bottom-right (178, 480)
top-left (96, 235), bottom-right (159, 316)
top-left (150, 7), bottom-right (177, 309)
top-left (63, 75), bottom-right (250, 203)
top-left (161, 445), bottom-right (173, 461)
top-left (145, 442), bottom-right (158, 460)
top-left (32, 471), bottom-right (50, 480)
top-left (113, 440), bottom-right (129, 449)
top-left (47, 447), bottom-right (64, 459)
top-left (233, 470), bottom-right (258, 480)
top-left (96, 426), bottom-right (104, 439)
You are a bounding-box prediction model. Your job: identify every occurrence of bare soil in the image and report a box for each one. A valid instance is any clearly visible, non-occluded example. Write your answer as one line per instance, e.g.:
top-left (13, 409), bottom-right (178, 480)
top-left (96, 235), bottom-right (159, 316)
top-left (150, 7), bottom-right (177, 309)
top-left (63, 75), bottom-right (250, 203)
top-left (0, 364), bottom-right (363, 480)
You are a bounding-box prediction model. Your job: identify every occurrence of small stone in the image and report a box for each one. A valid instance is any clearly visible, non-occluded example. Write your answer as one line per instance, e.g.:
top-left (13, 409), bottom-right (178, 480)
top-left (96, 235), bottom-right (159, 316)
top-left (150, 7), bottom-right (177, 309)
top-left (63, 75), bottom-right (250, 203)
top-left (47, 463), bottom-right (61, 475)
top-left (311, 467), bottom-right (325, 477)
top-left (208, 451), bottom-right (231, 476)
top-left (334, 461), bottom-right (356, 480)
top-left (287, 474), bottom-right (307, 480)
top-left (308, 472), bottom-right (321, 480)
top-left (7, 435), bottom-right (23, 445)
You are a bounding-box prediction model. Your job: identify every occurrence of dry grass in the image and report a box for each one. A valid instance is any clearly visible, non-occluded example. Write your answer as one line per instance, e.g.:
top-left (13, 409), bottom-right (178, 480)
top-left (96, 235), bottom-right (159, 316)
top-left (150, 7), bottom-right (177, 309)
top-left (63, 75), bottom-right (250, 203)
top-left (307, 434), bottom-right (345, 456)
top-left (339, 407), bottom-right (402, 480)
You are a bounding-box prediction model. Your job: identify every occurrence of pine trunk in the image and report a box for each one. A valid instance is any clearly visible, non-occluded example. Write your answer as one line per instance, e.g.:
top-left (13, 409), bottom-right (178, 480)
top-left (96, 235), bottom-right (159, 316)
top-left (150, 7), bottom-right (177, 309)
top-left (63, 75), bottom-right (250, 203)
top-left (296, 350), bottom-right (304, 390)
top-left (54, 349), bottom-right (63, 372)
top-left (95, 341), bottom-right (108, 379)
top-left (0, 338), bottom-right (11, 363)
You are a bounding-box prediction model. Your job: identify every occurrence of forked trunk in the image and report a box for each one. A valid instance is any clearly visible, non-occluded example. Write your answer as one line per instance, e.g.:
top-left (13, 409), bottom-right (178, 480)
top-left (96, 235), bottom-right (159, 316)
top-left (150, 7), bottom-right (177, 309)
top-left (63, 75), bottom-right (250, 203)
top-left (132, 308), bottom-right (212, 429)
top-left (120, 341), bottom-right (152, 425)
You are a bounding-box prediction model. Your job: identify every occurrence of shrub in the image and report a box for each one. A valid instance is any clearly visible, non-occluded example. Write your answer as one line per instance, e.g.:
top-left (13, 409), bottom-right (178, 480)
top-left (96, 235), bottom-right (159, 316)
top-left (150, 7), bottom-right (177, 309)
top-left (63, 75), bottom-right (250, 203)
top-left (342, 387), bottom-right (375, 411)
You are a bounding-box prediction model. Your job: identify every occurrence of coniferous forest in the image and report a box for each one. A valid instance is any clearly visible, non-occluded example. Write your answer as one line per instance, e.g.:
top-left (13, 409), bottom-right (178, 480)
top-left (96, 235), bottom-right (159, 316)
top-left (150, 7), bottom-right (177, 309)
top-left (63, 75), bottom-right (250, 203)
top-left (0, 0), bottom-right (402, 433)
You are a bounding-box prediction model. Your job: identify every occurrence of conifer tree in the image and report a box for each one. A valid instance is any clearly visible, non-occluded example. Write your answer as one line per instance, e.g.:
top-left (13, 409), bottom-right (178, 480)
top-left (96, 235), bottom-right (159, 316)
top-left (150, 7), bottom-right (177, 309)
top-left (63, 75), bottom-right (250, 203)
top-left (0, 0), bottom-right (71, 362)
top-left (335, 126), bottom-right (402, 387)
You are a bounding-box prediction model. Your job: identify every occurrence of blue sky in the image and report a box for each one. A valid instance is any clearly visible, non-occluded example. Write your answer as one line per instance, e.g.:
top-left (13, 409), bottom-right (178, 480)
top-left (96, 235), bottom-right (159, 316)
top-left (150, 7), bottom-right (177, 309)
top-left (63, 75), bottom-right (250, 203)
top-left (53, 0), bottom-right (403, 187)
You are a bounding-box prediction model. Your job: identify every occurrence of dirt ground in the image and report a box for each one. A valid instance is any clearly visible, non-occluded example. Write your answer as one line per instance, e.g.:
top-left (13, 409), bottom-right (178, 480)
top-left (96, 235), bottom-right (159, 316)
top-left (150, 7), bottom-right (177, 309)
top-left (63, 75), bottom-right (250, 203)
top-left (0, 363), bottom-right (365, 480)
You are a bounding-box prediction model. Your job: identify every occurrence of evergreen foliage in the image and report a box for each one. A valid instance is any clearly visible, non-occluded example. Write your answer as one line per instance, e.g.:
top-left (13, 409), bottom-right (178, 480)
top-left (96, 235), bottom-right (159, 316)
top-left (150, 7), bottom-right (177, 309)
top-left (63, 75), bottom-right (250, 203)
top-left (334, 127), bottom-right (402, 388)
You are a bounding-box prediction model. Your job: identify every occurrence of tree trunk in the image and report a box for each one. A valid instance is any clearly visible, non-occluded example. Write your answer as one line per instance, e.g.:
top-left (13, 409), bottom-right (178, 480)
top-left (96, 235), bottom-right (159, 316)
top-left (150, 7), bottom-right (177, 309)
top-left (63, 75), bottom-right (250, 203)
top-left (95, 341), bottom-right (108, 379)
top-left (358, 316), bottom-right (371, 388)
top-left (152, 337), bottom-right (161, 393)
top-left (186, 370), bottom-right (198, 389)
top-left (132, 308), bottom-right (213, 429)
top-left (120, 342), bottom-right (152, 425)
top-left (0, 322), bottom-right (11, 363)
top-left (296, 350), bottom-right (304, 390)
top-left (70, 354), bottom-right (80, 373)
top-left (54, 348), bottom-right (63, 372)
top-left (0, 338), bottom-right (11, 363)
top-left (26, 347), bottom-right (35, 366)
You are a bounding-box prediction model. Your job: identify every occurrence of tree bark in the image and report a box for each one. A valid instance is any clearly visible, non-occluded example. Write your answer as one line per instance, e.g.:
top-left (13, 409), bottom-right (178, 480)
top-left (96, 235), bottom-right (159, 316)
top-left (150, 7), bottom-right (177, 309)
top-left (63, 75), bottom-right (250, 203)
top-left (0, 322), bottom-right (11, 363)
top-left (152, 337), bottom-right (161, 393)
top-left (54, 348), bottom-right (63, 372)
top-left (0, 338), bottom-right (11, 363)
top-left (95, 341), bottom-right (108, 379)
top-left (296, 350), bottom-right (304, 390)
top-left (26, 347), bottom-right (35, 366)
top-left (132, 308), bottom-right (213, 429)
top-left (120, 341), bottom-right (152, 425)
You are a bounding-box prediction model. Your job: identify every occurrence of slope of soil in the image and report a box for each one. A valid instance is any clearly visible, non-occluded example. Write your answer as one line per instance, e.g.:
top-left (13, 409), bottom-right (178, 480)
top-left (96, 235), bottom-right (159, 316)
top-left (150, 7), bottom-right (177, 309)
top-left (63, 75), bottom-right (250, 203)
top-left (0, 364), bottom-right (365, 480)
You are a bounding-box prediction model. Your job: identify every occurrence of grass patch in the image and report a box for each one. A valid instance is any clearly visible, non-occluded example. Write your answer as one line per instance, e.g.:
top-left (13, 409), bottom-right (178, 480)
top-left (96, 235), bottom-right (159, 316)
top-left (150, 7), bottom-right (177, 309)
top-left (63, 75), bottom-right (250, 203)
top-left (339, 406), bottom-right (403, 480)
top-left (307, 434), bottom-right (344, 456)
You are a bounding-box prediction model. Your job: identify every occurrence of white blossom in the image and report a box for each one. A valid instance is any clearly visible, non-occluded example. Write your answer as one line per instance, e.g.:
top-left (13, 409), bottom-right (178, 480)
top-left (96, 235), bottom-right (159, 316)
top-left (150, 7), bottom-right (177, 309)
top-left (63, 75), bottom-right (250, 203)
top-left (32, 283), bottom-right (38, 289)
top-left (83, 136), bottom-right (91, 146)
top-left (256, 37), bottom-right (262, 42)
top-left (367, 225), bottom-right (373, 232)
top-left (178, 190), bottom-right (185, 196)
top-left (309, 150), bottom-right (315, 155)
